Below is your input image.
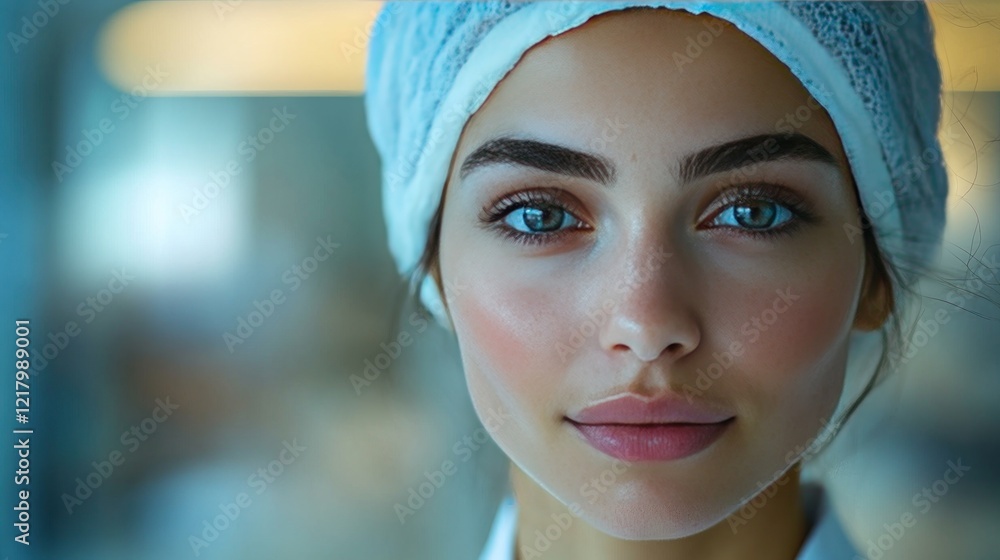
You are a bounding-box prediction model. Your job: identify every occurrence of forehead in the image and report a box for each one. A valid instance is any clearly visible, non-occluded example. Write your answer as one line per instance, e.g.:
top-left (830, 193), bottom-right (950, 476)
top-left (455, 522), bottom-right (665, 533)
top-left (454, 8), bottom-right (846, 170)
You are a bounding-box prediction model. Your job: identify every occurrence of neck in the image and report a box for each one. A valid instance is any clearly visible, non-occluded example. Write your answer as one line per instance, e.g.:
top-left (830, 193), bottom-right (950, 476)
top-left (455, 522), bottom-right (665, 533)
top-left (510, 463), bottom-right (808, 560)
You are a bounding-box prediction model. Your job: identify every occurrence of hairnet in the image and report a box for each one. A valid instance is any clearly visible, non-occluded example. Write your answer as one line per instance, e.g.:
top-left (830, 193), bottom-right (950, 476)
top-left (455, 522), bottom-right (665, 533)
top-left (364, 1), bottom-right (947, 333)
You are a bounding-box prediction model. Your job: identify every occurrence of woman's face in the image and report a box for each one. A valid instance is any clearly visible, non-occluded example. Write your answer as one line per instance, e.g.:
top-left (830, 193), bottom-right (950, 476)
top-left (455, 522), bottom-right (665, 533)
top-left (437, 8), bottom-right (870, 539)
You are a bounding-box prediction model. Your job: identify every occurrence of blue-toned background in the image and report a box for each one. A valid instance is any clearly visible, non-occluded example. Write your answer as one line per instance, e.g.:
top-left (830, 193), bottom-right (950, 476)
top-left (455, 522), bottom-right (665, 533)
top-left (0, 2), bottom-right (998, 559)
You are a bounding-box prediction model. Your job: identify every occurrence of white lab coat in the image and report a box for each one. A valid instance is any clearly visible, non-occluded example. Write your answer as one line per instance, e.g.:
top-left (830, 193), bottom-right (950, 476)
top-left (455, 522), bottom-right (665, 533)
top-left (478, 483), bottom-right (858, 560)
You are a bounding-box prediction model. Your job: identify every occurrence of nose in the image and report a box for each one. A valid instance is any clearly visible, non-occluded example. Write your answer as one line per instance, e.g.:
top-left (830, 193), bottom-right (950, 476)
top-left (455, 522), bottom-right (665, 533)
top-left (598, 240), bottom-right (701, 363)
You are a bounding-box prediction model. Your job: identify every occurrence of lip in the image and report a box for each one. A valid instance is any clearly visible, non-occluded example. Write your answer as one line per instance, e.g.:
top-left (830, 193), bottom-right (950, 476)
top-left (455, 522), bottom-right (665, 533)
top-left (569, 393), bottom-right (734, 425)
top-left (567, 394), bottom-right (735, 462)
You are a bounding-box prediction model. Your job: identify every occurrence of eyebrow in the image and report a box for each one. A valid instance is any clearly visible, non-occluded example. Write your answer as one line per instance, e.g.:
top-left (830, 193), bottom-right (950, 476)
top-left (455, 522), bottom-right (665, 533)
top-left (678, 133), bottom-right (839, 183)
top-left (459, 136), bottom-right (615, 183)
top-left (458, 133), bottom-right (839, 185)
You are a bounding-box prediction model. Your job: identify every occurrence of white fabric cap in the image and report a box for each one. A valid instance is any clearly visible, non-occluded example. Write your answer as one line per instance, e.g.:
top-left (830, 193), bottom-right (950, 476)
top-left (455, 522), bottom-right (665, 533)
top-left (364, 1), bottom-right (948, 332)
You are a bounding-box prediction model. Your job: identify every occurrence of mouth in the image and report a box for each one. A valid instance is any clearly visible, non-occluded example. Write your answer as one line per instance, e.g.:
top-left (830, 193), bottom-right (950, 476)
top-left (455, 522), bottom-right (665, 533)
top-left (566, 392), bottom-right (736, 461)
top-left (567, 418), bottom-right (735, 462)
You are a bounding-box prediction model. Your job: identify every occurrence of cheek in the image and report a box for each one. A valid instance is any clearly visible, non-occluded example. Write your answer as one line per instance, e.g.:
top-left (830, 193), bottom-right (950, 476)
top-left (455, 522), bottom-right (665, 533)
top-left (449, 273), bottom-right (571, 419)
top-left (717, 255), bottom-right (861, 421)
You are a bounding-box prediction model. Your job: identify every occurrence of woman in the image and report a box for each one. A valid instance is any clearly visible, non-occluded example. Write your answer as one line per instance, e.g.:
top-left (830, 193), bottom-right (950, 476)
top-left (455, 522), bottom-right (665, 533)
top-left (365, 2), bottom-right (947, 559)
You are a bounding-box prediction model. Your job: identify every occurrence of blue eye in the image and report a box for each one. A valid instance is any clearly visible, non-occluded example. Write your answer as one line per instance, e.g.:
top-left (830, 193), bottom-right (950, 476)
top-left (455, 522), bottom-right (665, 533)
top-left (480, 188), bottom-right (590, 246)
top-left (503, 204), bottom-right (580, 234)
top-left (711, 200), bottom-right (795, 230)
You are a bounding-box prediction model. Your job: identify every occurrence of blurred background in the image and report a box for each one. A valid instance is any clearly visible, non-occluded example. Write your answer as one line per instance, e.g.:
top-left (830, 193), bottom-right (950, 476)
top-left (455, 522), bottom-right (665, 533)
top-left (0, 1), bottom-right (997, 559)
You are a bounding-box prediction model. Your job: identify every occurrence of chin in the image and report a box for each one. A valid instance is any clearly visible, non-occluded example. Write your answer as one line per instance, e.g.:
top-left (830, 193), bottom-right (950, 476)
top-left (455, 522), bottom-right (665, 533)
top-left (564, 472), bottom-right (737, 540)
top-left (576, 486), bottom-right (732, 540)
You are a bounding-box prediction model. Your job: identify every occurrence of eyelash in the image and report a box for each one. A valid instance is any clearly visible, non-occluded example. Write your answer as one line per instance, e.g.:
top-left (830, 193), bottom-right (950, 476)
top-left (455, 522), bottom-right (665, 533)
top-left (478, 183), bottom-right (818, 247)
top-left (477, 188), bottom-right (591, 247)
top-left (702, 181), bottom-right (819, 240)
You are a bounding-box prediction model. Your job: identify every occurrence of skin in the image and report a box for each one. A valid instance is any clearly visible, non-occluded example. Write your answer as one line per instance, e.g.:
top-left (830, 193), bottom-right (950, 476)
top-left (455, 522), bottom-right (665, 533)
top-left (433, 8), bottom-right (888, 560)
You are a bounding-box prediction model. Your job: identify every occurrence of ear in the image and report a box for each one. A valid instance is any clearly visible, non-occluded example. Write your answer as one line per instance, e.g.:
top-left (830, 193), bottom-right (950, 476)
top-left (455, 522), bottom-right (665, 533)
top-left (853, 248), bottom-right (894, 331)
top-left (430, 260), bottom-right (456, 329)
